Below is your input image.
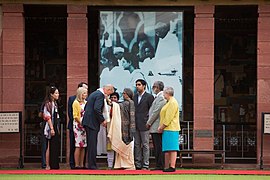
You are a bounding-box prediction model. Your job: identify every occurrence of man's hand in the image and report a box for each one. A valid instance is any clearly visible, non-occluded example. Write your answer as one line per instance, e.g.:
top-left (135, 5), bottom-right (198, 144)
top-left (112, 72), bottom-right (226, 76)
top-left (101, 120), bottom-right (107, 128)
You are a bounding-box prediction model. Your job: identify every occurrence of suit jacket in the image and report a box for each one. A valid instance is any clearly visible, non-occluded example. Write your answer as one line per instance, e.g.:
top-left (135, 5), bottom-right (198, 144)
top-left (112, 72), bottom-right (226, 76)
top-left (146, 91), bottom-right (166, 133)
top-left (134, 91), bottom-right (154, 131)
top-left (67, 95), bottom-right (76, 130)
top-left (82, 90), bottom-right (105, 131)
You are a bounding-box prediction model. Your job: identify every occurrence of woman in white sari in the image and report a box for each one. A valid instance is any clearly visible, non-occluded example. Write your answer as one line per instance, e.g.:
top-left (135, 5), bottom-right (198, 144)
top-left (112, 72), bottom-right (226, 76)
top-left (108, 88), bottom-right (136, 169)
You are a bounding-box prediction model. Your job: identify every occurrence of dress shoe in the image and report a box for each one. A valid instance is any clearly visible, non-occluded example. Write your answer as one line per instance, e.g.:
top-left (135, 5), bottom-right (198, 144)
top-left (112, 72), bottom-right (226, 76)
top-left (163, 167), bottom-right (176, 172)
top-left (136, 167), bottom-right (142, 170)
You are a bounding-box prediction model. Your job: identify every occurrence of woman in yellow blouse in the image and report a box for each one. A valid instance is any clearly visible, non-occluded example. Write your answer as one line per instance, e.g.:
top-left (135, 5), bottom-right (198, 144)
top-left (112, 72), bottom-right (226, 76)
top-left (72, 87), bottom-right (88, 169)
top-left (158, 86), bottom-right (180, 172)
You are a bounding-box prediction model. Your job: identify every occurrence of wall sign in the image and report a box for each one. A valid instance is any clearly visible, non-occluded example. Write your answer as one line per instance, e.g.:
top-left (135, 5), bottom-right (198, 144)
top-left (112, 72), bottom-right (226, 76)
top-left (264, 113), bottom-right (270, 134)
top-left (0, 112), bottom-right (20, 133)
top-left (195, 130), bottom-right (213, 138)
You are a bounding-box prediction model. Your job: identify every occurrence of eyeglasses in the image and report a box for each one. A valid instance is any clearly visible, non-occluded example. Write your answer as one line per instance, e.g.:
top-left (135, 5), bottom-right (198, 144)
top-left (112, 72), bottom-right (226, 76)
top-left (136, 83), bottom-right (142, 86)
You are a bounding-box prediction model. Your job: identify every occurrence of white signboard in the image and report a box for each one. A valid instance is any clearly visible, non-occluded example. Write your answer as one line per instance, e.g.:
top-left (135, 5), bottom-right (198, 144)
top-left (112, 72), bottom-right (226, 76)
top-left (0, 112), bottom-right (20, 133)
top-left (264, 113), bottom-right (270, 134)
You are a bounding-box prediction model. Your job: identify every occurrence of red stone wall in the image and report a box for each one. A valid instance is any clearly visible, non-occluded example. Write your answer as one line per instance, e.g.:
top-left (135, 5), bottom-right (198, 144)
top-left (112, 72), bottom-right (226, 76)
top-left (66, 5), bottom-right (88, 166)
top-left (0, 4), bottom-right (24, 167)
top-left (193, 5), bottom-right (215, 164)
top-left (257, 5), bottom-right (270, 167)
top-left (0, 6), bottom-right (3, 110)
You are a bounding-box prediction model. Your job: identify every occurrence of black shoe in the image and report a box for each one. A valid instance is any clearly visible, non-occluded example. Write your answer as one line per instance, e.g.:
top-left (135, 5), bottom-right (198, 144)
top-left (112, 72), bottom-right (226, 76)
top-left (136, 167), bottom-right (142, 170)
top-left (163, 167), bottom-right (176, 172)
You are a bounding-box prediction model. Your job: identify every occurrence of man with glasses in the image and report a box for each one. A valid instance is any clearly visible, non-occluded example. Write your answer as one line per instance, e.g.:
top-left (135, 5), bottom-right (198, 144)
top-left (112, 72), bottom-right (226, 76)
top-left (146, 81), bottom-right (166, 170)
top-left (134, 79), bottom-right (154, 170)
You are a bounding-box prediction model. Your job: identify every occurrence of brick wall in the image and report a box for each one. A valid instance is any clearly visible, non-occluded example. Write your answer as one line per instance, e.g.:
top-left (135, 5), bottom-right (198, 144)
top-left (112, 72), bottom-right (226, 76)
top-left (0, 4), bottom-right (24, 168)
top-left (193, 5), bottom-right (215, 164)
top-left (257, 5), bottom-right (270, 167)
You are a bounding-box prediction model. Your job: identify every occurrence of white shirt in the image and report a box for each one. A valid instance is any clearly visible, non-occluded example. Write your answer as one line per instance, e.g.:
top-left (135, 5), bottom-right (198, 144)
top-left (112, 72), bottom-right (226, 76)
top-left (138, 91), bottom-right (145, 104)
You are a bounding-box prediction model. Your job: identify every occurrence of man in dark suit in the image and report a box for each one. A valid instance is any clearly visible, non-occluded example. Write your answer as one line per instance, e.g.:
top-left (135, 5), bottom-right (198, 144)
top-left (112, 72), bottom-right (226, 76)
top-left (67, 82), bottom-right (88, 169)
top-left (134, 79), bottom-right (154, 170)
top-left (82, 84), bottom-right (114, 169)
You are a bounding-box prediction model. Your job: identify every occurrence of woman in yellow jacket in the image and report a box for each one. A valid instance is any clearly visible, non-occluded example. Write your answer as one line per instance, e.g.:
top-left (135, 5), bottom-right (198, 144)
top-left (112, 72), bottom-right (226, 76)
top-left (72, 87), bottom-right (88, 169)
top-left (158, 86), bottom-right (180, 172)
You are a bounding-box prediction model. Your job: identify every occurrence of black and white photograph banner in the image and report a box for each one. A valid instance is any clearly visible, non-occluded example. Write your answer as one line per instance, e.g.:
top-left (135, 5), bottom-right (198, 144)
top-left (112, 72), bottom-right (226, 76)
top-left (99, 11), bottom-right (183, 111)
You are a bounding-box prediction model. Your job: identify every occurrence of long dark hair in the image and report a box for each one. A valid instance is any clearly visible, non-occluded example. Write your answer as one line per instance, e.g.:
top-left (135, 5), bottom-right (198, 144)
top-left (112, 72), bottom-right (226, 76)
top-left (43, 86), bottom-right (58, 115)
top-left (43, 86), bottom-right (58, 102)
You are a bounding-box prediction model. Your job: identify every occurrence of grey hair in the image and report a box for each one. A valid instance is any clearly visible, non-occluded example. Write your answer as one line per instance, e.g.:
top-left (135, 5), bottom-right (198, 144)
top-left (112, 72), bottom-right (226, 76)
top-left (103, 84), bottom-right (114, 91)
top-left (154, 81), bottom-right (164, 91)
top-left (123, 88), bottom-right (134, 100)
top-left (164, 86), bottom-right (174, 96)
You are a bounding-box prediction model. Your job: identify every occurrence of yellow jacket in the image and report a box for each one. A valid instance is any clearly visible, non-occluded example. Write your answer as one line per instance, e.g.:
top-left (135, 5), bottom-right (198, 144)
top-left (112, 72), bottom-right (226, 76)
top-left (72, 100), bottom-right (86, 123)
top-left (159, 97), bottom-right (180, 131)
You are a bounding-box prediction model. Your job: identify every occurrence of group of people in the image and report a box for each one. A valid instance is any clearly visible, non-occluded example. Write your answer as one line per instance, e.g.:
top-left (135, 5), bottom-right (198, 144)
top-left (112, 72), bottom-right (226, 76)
top-left (41, 79), bottom-right (180, 172)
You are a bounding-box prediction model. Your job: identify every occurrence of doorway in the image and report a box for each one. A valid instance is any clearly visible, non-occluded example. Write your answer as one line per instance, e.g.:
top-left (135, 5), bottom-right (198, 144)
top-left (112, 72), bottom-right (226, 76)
top-left (24, 5), bottom-right (67, 164)
top-left (214, 6), bottom-right (257, 163)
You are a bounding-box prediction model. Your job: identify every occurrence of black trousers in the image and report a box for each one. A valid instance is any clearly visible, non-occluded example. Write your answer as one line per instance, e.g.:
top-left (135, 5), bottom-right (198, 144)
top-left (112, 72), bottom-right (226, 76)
top-left (151, 133), bottom-right (164, 168)
top-left (49, 128), bottom-right (60, 169)
top-left (85, 127), bottom-right (99, 169)
top-left (69, 128), bottom-right (75, 169)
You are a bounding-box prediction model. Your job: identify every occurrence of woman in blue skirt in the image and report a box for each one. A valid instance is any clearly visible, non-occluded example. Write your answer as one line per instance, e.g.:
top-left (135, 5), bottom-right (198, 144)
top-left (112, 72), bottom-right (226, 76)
top-left (158, 86), bottom-right (180, 172)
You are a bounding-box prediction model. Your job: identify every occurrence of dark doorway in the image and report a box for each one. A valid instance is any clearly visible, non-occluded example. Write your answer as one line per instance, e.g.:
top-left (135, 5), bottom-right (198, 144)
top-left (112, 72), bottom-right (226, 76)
top-left (24, 5), bottom-right (67, 164)
top-left (88, 8), bottom-right (100, 93)
top-left (214, 5), bottom-right (257, 163)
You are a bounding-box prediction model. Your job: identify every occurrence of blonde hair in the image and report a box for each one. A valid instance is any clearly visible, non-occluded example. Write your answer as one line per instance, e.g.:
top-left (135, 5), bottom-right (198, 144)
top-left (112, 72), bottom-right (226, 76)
top-left (76, 87), bottom-right (88, 102)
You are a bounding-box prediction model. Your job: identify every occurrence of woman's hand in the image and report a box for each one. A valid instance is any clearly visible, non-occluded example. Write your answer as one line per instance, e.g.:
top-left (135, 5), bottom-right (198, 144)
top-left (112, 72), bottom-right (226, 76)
top-left (51, 129), bottom-right (55, 136)
top-left (158, 124), bottom-right (166, 133)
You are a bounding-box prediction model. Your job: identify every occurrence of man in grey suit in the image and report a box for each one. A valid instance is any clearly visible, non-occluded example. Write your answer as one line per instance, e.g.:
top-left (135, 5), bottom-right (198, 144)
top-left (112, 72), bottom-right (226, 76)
top-left (82, 84), bottom-right (114, 169)
top-left (146, 81), bottom-right (166, 170)
top-left (134, 79), bottom-right (154, 170)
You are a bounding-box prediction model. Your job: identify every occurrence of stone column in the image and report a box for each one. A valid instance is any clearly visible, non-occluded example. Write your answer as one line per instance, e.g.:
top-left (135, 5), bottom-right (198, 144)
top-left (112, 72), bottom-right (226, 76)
top-left (257, 5), bottom-right (270, 168)
top-left (193, 5), bottom-right (215, 164)
top-left (66, 5), bottom-right (88, 166)
top-left (1, 4), bottom-right (24, 167)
